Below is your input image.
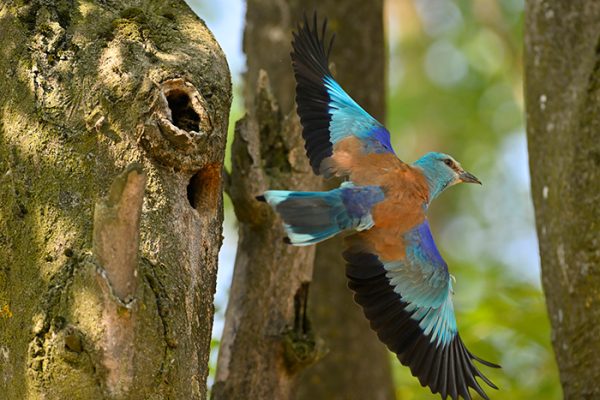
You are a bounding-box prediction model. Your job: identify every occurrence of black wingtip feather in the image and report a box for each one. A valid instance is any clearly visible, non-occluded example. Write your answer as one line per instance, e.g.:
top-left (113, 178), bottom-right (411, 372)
top-left (458, 342), bottom-right (488, 400)
top-left (345, 249), bottom-right (500, 400)
top-left (456, 350), bottom-right (473, 399)
top-left (291, 13), bottom-right (336, 175)
top-left (447, 341), bottom-right (458, 400)
top-left (469, 349), bottom-right (502, 369)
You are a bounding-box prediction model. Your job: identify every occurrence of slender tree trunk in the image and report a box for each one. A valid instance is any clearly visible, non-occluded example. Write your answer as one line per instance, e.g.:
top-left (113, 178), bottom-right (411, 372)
top-left (0, 1), bottom-right (230, 399)
top-left (214, 1), bottom-right (393, 399)
top-left (525, 1), bottom-right (600, 398)
top-left (291, 2), bottom-right (395, 400)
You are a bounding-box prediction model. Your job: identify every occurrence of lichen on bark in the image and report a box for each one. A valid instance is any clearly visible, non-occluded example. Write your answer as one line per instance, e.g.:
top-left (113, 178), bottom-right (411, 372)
top-left (0, 1), bottom-right (231, 398)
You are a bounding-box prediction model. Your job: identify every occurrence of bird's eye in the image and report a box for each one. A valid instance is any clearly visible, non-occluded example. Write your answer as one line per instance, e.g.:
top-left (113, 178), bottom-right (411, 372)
top-left (443, 159), bottom-right (453, 167)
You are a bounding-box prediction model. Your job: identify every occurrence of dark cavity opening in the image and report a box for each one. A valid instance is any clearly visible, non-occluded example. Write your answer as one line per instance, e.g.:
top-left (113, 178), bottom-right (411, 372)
top-left (166, 89), bottom-right (200, 132)
top-left (187, 163), bottom-right (221, 210)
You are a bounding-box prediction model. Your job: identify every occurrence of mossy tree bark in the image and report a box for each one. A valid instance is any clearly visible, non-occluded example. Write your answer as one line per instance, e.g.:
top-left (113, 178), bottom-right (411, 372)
top-left (525, 1), bottom-right (600, 398)
top-left (213, 1), bottom-right (394, 399)
top-left (0, 1), bottom-right (230, 399)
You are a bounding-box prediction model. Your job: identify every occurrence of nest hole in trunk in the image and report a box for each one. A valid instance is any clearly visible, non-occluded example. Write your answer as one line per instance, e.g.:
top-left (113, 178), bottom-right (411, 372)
top-left (187, 163), bottom-right (221, 210)
top-left (166, 88), bottom-right (201, 132)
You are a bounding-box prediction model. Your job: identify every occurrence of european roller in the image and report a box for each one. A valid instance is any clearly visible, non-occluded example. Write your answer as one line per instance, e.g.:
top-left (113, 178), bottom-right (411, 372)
top-left (258, 15), bottom-right (500, 400)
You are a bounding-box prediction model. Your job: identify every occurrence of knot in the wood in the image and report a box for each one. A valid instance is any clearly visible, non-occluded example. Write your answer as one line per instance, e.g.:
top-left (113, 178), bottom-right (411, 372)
top-left (139, 78), bottom-right (213, 171)
top-left (282, 329), bottom-right (326, 374)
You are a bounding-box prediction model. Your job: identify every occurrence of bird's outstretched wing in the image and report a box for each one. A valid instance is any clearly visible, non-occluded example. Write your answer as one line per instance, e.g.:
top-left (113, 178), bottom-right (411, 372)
top-left (291, 14), bottom-right (395, 177)
top-left (345, 220), bottom-right (500, 400)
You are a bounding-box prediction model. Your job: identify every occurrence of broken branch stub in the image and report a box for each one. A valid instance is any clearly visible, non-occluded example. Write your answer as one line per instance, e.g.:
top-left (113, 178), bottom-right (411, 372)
top-left (214, 69), bottom-right (320, 400)
top-left (228, 69), bottom-right (310, 226)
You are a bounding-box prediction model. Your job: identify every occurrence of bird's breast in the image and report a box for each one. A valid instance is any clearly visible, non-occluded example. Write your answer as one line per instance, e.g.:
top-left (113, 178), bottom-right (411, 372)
top-left (362, 167), bottom-right (429, 261)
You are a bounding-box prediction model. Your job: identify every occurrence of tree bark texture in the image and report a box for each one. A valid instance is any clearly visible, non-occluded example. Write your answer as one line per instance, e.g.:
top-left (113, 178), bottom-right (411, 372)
top-left (525, 1), bottom-right (600, 399)
top-left (0, 1), bottom-right (231, 399)
top-left (212, 71), bottom-right (321, 399)
top-left (214, 1), bottom-right (394, 400)
top-left (290, 2), bottom-right (395, 400)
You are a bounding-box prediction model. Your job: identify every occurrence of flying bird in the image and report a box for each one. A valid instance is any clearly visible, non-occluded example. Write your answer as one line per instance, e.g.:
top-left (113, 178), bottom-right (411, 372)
top-left (258, 14), bottom-right (500, 400)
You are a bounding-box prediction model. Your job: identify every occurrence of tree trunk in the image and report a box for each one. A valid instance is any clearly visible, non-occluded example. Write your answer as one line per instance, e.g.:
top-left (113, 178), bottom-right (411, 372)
top-left (213, 1), bottom-right (393, 399)
top-left (0, 1), bottom-right (230, 399)
top-left (525, 1), bottom-right (600, 398)
top-left (291, 2), bottom-right (395, 400)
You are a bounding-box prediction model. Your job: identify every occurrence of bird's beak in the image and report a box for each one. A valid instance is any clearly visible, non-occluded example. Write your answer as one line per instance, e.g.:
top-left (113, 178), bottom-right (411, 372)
top-left (459, 171), bottom-right (482, 185)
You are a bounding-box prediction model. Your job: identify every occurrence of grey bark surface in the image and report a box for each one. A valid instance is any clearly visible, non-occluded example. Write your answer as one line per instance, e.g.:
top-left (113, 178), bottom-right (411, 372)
top-left (525, 1), bottom-right (600, 399)
top-left (0, 1), bottom-right (231, 399)
top-left (213, 1), bottom-right (394, 399)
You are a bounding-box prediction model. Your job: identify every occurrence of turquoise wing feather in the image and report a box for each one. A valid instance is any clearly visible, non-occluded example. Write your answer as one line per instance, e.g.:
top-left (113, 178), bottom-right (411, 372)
top-left (384, 220), bottom-right (457, 347)
top-left (291, 14), bottom-right (394, 175)
top-left (345, 220), bottom-right (499, 400)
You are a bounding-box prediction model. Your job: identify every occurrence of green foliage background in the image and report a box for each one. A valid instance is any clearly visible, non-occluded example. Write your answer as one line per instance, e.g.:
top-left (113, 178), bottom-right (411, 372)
top-left (192, 0), bottom-right (562, 398)
top-left (387, 1), bottom-right (560, 398)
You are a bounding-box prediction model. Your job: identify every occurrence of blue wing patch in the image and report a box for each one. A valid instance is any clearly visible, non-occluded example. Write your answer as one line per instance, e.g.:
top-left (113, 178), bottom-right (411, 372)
top-left (291, 15), bottom-right (394, 176)
top-left (324, 76), bottom-right (394, 153)
top-left (343, 220), bottom-right (500, 400)
top-left (384, 220), bottom-right (456, 346)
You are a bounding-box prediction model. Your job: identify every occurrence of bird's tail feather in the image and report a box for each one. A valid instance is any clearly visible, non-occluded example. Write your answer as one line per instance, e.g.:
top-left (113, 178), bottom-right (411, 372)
top-left (261, 190), bottom-right (351, 246)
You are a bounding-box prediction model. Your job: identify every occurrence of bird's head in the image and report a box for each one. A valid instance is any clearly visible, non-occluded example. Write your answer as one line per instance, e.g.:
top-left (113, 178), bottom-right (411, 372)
top-left (413, 152), bottom-right (481, 202)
